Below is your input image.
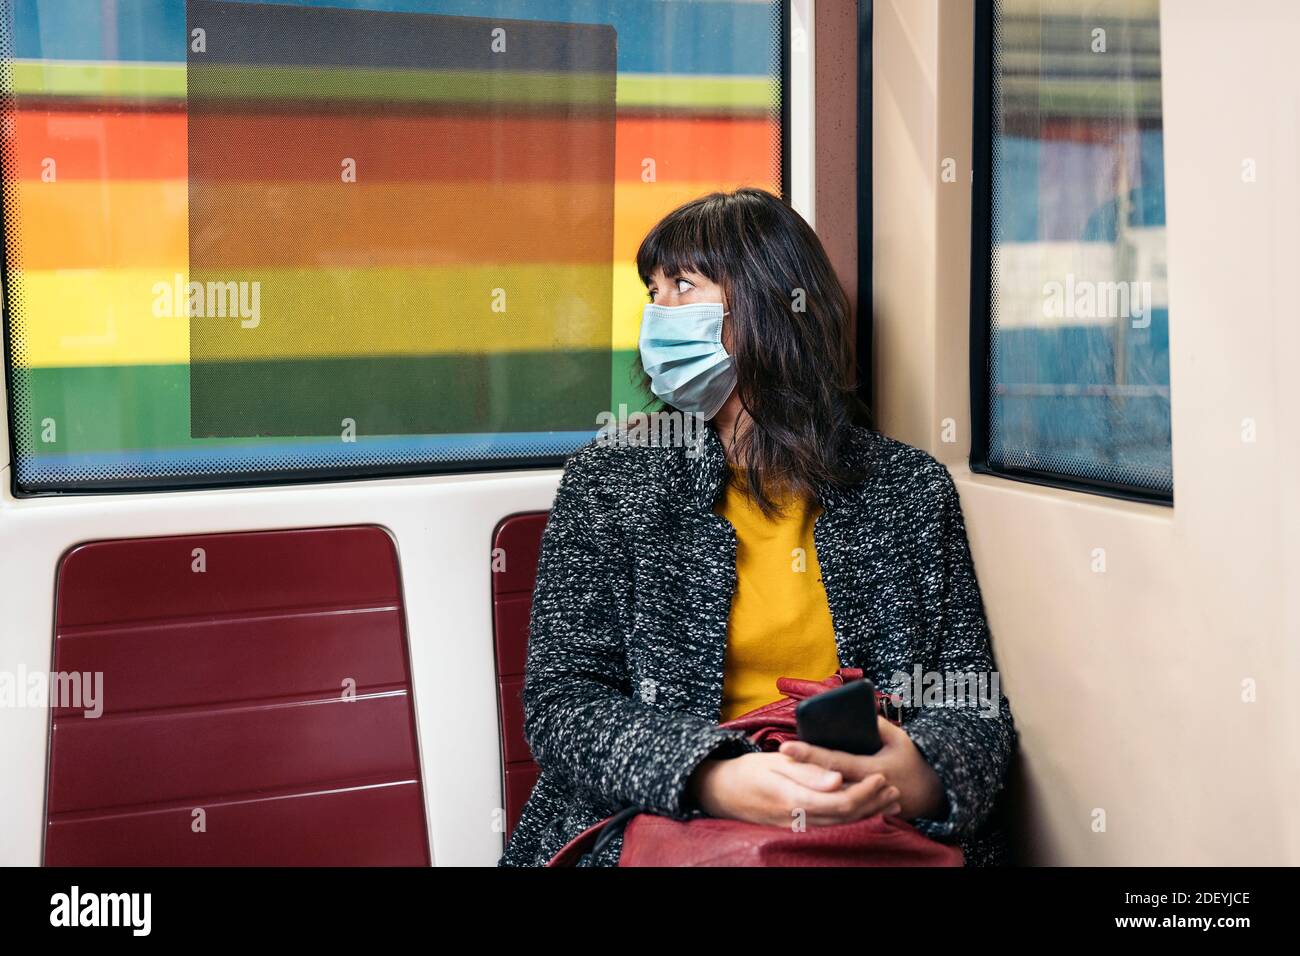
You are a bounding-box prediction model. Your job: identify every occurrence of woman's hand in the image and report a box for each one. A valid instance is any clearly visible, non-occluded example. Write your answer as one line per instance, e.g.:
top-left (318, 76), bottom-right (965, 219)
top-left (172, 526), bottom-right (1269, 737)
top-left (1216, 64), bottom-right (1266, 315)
top-left (777, 718), bottom-right (947, 821)
top-left (688, 751), bottom-right (902, 828)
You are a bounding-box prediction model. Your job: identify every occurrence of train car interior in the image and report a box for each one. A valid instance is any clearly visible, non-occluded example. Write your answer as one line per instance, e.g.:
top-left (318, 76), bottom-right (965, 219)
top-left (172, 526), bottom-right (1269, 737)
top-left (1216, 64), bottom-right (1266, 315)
top-left (0, 0), bottom-right (1296, 881)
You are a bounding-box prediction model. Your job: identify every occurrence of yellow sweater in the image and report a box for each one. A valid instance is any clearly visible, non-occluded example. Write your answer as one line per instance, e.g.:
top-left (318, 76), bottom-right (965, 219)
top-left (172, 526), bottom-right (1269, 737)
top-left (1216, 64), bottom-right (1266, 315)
top-left (713, 466), bottom-right (841, 722)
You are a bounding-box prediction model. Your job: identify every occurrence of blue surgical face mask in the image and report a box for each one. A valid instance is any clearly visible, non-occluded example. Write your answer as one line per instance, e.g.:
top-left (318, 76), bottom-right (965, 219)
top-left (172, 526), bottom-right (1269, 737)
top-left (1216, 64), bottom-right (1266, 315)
top-left (638, 301), bottom-right (737, 419)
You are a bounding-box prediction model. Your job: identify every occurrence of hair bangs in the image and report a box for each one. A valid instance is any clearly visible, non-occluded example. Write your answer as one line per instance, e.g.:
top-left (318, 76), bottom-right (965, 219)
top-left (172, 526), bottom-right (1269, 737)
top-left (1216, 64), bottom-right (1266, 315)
top-left (635, 199), bottom-right (727, 288)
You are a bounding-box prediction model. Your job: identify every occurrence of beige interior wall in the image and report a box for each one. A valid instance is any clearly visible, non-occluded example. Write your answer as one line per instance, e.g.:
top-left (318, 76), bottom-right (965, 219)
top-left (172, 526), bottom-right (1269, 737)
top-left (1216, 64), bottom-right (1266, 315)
top-left (872, 0), bottom-right (1299, 864)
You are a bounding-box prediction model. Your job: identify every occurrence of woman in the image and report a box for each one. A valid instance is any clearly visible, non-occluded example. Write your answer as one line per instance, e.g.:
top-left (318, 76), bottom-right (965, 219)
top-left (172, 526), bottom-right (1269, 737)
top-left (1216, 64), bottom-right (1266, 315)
top-left (499, 188), bottom-right (1016, 866)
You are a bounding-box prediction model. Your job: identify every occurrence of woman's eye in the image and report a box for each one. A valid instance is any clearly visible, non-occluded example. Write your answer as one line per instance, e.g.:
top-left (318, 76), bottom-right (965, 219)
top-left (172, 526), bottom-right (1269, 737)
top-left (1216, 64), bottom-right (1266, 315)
top-left (676, 278), bottom-right (694, 293)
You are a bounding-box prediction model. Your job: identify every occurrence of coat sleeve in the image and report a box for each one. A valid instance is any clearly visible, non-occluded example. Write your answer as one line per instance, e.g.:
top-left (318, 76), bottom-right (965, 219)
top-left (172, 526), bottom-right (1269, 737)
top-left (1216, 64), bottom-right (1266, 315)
top-left (900, 465), bottom-right (1017, 842)
top-left (520, 451), bottom-right (759, 820)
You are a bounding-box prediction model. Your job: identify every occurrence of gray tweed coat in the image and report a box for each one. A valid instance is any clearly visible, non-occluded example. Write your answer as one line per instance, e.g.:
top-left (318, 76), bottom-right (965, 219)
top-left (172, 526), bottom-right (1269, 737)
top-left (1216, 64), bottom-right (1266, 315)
top-left (498, 421), bottom-right (1017, 866)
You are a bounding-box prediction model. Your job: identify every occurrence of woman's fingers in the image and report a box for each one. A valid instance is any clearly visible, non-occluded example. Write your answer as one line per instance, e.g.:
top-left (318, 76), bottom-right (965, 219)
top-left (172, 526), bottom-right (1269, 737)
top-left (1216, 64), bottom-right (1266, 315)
top-left (778, 739), bottom-right (880, 780)
top-left (812, 773), bottom-right (899, 824)
top-left (876, 715), bottom-right (903, 743)
top-left (840, 777), bottom-right (902, 821)
top-left (767, 756), bottom-right (844, 792)
top-left (774, 770), bottom-right (895, 825)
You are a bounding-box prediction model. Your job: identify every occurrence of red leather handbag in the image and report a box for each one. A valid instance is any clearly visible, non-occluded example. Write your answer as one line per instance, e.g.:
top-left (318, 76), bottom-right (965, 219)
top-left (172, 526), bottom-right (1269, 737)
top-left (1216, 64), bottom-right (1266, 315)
top-left (547, 668), bottom-right (963, 867)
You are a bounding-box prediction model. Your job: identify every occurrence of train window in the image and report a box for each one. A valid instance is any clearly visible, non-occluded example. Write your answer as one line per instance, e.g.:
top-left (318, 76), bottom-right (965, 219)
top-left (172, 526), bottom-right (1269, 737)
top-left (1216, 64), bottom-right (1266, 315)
top-left (0, 0), bottom-right (786, 494)
top-left (970, 0), bottom-right (1172, 503)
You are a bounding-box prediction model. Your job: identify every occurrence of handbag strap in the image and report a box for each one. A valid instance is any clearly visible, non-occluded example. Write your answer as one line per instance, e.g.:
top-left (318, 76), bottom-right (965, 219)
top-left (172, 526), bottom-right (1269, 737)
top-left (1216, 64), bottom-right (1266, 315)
top-left (590, 805), bottom-right (643, 859)
top-left (546, 804), bottom-right (645, 866)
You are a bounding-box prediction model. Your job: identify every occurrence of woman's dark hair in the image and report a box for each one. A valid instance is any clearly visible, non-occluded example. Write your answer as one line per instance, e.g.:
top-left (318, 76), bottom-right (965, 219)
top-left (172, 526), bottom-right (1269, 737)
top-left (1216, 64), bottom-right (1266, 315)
top-left (634, 187), bottom-right (872, 517)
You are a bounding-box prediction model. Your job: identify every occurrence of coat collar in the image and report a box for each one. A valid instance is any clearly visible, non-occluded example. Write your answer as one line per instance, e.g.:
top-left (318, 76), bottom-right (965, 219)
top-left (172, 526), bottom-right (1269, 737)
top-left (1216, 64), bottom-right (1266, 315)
top-left (668, 420), bottom-right (873, 514)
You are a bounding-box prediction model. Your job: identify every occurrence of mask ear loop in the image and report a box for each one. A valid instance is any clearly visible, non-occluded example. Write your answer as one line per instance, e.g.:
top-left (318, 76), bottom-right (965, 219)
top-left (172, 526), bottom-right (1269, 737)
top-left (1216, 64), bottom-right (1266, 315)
top-left (713, 302), bottom-right (739, 429)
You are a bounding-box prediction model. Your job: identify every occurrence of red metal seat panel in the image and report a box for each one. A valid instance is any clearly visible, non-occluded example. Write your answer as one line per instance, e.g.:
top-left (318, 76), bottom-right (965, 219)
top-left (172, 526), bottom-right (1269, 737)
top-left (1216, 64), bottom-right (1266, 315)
top-left (491, 512), bottom-right (549, 840)
top-left (45, 525), bottom-right (430, 867)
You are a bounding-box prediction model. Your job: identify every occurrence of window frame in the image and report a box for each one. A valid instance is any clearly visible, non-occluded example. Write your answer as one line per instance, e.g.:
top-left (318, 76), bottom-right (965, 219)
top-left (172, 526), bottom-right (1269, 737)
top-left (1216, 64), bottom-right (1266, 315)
top-left (855, 0), bottom-right (873, 413)
top-left (967, 0), bottom-right (1174, 507)
top-left (0, 0), bottom-right (793, 499)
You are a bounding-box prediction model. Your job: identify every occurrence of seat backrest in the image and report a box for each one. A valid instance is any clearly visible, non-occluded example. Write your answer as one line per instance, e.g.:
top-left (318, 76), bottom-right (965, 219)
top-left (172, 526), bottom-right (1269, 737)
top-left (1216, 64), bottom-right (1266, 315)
top-left (490, 511), bottom-right (549, 840)
top-left (45, 525), bottom-right (431, 866)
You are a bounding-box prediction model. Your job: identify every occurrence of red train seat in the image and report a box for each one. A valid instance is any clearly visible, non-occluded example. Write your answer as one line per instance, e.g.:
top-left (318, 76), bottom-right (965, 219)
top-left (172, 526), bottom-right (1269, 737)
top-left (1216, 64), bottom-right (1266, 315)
top-left (491, 512), bottom-right (549, 840)
top-left (45, 526), bottom-right (430, 866)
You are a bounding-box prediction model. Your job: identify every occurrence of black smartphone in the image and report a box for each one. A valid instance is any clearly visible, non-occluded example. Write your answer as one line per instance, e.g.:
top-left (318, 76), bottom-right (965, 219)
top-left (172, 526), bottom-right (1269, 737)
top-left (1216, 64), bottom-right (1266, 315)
top-left (794, 678), bottom-right (883, 755)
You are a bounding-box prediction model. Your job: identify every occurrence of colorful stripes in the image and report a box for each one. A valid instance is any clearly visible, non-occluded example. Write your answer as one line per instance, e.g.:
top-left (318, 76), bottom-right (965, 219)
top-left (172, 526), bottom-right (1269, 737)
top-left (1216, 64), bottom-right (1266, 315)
top-left (4, 0), bottom-right (783, 484)
top-left (17, 178), bottom-right (770, 267)
top-left (18, 261), bottom-right (709, 366)
top-left (15, 357), bottom-right (644, 454)
top-left (14, 168), bottom-right (776, 362)
top-left (11, 61), bottom-right (779, 112)
top-left (7, 0), bottom-right (780, 76)
top-left (12, 109), bottom-right (777, 184)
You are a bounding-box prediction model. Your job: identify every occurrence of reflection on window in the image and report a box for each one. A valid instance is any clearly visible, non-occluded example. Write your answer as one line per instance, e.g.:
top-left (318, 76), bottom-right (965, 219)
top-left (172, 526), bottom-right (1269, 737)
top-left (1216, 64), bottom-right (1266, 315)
top-left (984, 0), bottom-right (1172, 498)
top-left (1, 0), bottom-right (784, 492)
